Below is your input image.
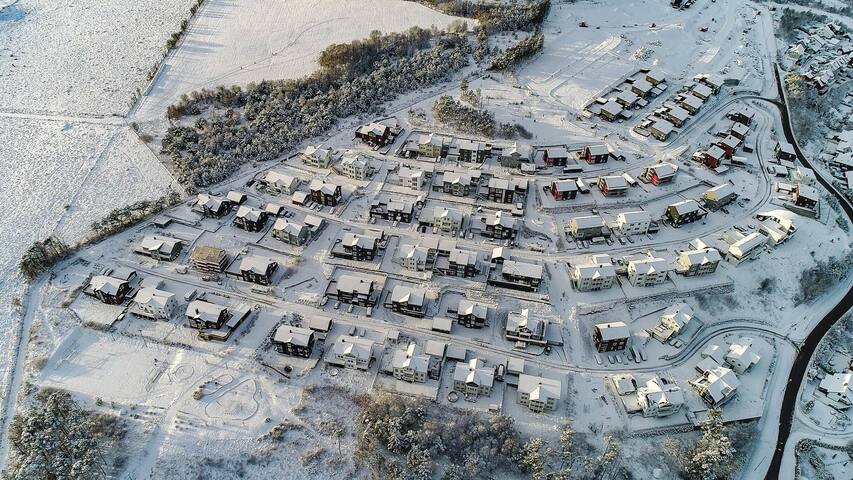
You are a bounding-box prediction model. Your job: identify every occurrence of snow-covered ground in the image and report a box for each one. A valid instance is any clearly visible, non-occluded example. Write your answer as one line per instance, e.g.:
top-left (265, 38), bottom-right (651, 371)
top-left (131, 0), bottom-right (469, 124)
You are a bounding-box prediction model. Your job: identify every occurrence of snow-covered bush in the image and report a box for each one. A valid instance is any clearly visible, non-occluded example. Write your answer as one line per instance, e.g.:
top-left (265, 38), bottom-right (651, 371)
top-left (19, 237), bottom-right (71, 281)
top-left (490, 33), bottom-right (544, 71)
top-left (433, 95), bottom-right (497, 136)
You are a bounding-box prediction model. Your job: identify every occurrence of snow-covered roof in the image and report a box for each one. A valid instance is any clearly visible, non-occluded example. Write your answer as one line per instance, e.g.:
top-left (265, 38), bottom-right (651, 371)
top-left (692, 83), bottom-right (713, 98)
top-left (332, 335), bottom-right (374, 360)
top-left (273, 325), bottom-right (313, 346)
top-left (639, 377), bottom-right (684, 410)
top-left (704, 183), bottom-right (736, 201)
top-left (453, 358), bottom-right (494, 388)
top-left (518, 374), bottom-right (561, 401)
top-left (669, 199), bottom-right (703, 216)
top-left (573, 262), bottom-right (616, 280)
top-left (507, 308), bottom-right (546, 335)
top-left (617, 210), bottom-right (650, 225)
top-left (139, 235), bottom-right (181, 255)
top-left (595, 321), bottom-right (630, 341)
top-left (651, 120), bottom-right (675, 135)
top-left (235, 205), bottom-right (264, 222)
top-left (133, 287), bottom-right (174, 309)
top-left (89, 275), bottom-right (126, 296)
top-left (820, 373), bottom-right (853, 396)
top-left (571, 215), bottom-right (605, 230)
top-left (679, 248), bottom-right (721, 267)
top-left (392, 343), bottom-right (429, 373)
top-left (601, 100), bottom-right (623, 116)
top-left (629, 257), bottom-right (671, 275)
top-left (660, 303), bottom-right (694, 330)
top-left (458, 299), bottom-right (488, 319)
top-left (647, 162), bottom-right (678, 178)
top-left (729, 232), bottom-right (766, 258)
top-left (336, 275), bottom-right (373, 295)
top-left (239, 255), bottom-right (275, 275)
top-left (679, 95), bottom-right (703, 110)
top-left (390, 285), bottom-right (426, 306)
top-left (273, 218), bottom-right (307, 236)
top-left (502, 260), bottom-right (543, 279)
top-left (186, 300), bottom-right (227, 322)
top-left (599, 175), bottom-right (628, 189)
top-left (552, 179), bottom-right (578, 192)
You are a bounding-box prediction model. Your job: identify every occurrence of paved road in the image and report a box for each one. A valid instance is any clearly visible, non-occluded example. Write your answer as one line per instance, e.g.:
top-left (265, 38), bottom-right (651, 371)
top-left (762, 66), bottom-right (853, 480)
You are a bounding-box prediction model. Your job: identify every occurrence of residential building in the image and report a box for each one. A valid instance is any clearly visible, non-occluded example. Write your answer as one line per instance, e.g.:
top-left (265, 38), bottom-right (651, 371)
top-left (551, 179), bottom-right (578, 200)
top-left (396, 166), bottom-right (425, 190)
top-left (453, 359), bottom-right (495, 398)
top-left (455, 299), bottom-right (488, 328)
top-left (333, 275), bottom-right (375, 306)
top-left (727, 106), bottom-right (756, 126)
top-left (302, 144), bottom-right (334, 168)
top-left (397, 244), bottom-right (430, 271)
top-left (446, 248), bottom-right (479, 277)
top-left (239, 256), bottom-right (277, 285)
top-left (703, 183), bottom-right (738, 210)
top-left (272, 219), bottom-right (309, 246)
top-left (260, 171), bottom-right (300, 194)
top-left (189, 246), bottom-right (228, 273)
top-left (593, 322), bottom-right (629, 352)
top-left (493, 260), bottom-right (543, 291)
top-left (616, 90), bottom-right (639, 108)
top-left (646, 69), bottom-right (666, 86)
top-left (730, 122), bottom-right (749, 141)
top-left (369, 198), bottom-right (414, 223)
top-left (517, 374), bottom-right (562, 413)
top-left (355, 122), bottom-right (391, 146)
top-left (568, 215), bottom-right (606, 240)
top-left (571, 257), bottom-right (616, 291)
top-left (616, 211), bottom-right (651, 236)
top-left (427, 206), bottom-right (464, 233)
top-left (676, 248), bottom-right (721, 276)
top-left (506, 309), bottom-right (548, 346)
top-left (652, 303), bottom-right (694, 341)
top-left (600, 99), bottom-right (624, 121)
top-left (649, 120), bottom-right (675, 141)
top-left (727, 232), bottom-right (766, 264)
top-left (583, 145), bottom-right (610, 164)
top-left (793, 184), bottom-right (819, 209)
top-left (500, 143), bottom-right (532, 167)
top-left (135, 235), bottom-right (183, 261)
top-left (232, 206), bottom-right (268, 232)
top-left (309, 179), bottom-right (342, 206)
top-left (186, 300), bottom-right (230, 330)
top-left (598, 175), bottom-right (628, 196)
top-left (338, 153), bottom-right (370, 180)
top-left (643, 163), bottom-right (678, 185)
top-left (330, 335), bottom-right (374, 370)
top-left (272, 325), bottom-right (315, 358)
top-left (543, 146), bottom-right (569, 166)
top-left (392, 343), bottom-right (429, 383)
top-left (631, 79), bottom-right (654, 98)
top-left (666, 200), bottom-right (707, 227)
top-left (775, 141), bottom-right (797, 161)
top-left (87, 272), bottom-right (133, 305)
top-left (133, 287), bottom-right (177, 320)
top-left (441, 171), bottom-right (478, 196)
top-left (194, 193), bottom-right (230, 217)
top-left (389, 285), bottom-right (427, 317)
top-left (332, 232), bottom-right (381, 261)
top-left (418, 133), bottom-right (444, 158)
top-left (716, 135), bottom-right (740, 159)
top-left (627, 257), bottom-right (671, 286)
top-left (678, 95), bottom-right (703, 114)
top-left (725, 338), bottom-right (761, 374)
top-left (663, 105), bottom-right (690, 128)
top-left (818, 373), bottom-right (853, 409)
top-left (691, 366), bottom-right (740, 407)
top-left (457, 139), bottom-right (487, 162)
top-left (637, 377), bottom-right (684, 417)
top-left (482, 210), bottom-right (517, 239)
top-left (487, 177), bottom-right (519, 203)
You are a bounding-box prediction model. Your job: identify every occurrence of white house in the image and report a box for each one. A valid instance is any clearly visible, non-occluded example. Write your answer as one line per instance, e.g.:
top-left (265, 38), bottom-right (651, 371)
top-left (397, 244), bottom-right (430, 271)
top-left (517, 374), bottom-right (562, 413)
top-left (676, 248), bottom-right (721, 276)
top-left (616, 211), bottom-right (651, 236)
top-left (818, 373), bottom-right (853, 409)
top-left (338, 153), bottom-right (370, 180)
top-left (432, 207), bottom-right (464, 233)
top-left (727, 232), bottom-right (766, 264)
top-left (627, 257), bottom-right (671, 287)
top-left (725, 338), bottom-right (761, 374)
top-left (391, 343), bottom-right (429, 383)
top-left (637, 377), bottom-right (685, 417)
top-left (397, 166), bottom-right (425, 190)
top-left (330, 335), bottom-right (374, 370)
top-left (652, 303), bottom-right (694, 341)
top-left (132, 287), bottom-right (177, 320)
top-left (452, 358), bottom-right (495, 398)
top-left (302, 144), bottom-right (335, 168)
top-left (691, 366), bottom-right (740, 407)
top-left (571, 256), bottom-right (616, 291)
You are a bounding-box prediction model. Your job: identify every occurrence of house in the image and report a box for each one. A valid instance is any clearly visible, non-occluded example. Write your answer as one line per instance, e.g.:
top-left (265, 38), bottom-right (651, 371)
top-left (397, 244), bottom-right (430, 271)
top-left (703, 183), bottom-right (738, 210)
top-left (599, 100), bottom-right (624, 121)
top-left (332, 231), bottom-right (381, 261)
top-left (543, 146), bottom-right (569, 166)
top-left (186, 300), bottom-right (230, 330)
top-left (194, 193), bottom-right (231, 217)
top-left (649, 120), bottom-right (675, 141)
top-left (272, 219), bottom-right (309, 246)
top-left (598, 175), bottom-right (628, 196)
top-left (456, 299), bottom-right (488, 328)
top-left (727, 232), bottom-right (766, 264)
top-left (265, 203), bottom-right (285, 217)
top-left (226, 190), bottom-right (246, 205)
top-left (427, 206), bottom-right (464, 233)
top-left (355, 121), bottom-right (391, 146)
top-left (333, 275), bottom-right (375, 306)
top-left (793, 184), bottom-right (819, 209)
top-left (505, 309), bottom-right (548, 346)
top-left (492, 260), bottom-right (543, 291)
top-left (308, 317), bottom-right (332, 335)
top-left (631, 79), bottom-right (654, 98)
top-left (730, 122), bottom-right (749, 141)
top-left (291, 191), bottom-right (310, 206)
top-left (369, 198), bottom-right (414, 223)
top-left (238, 256), bottom-right (277, 285)
top-left (637, 377), bottom-right (684, 417)
top-left (663, 105), bottom-right (690, 127)
top-left (457, 139), bottom-right (487, 162)
top-left (418, 133), bottom-right (444, 158)
top-left (725, 338), bottom-right (761, 374)
top-left (616, 90), bottom-right (639, 108)
top-left (818, 373), bottom-right (853, 409)
top-left (330, 335), bottom-right (374, 370)
top-left (676, 248), bottom-right (721, 276)
top-left (482, 210), bottom-right (518, 239)
top-left (135, 235), bottom-right (183, 261)
top-left (392, 343), bottom-right (429, 383)
top-left (132, 287), bottom-right (177, 320)
top-left (583, 144), bottom-right (610, 164)
top-left (432, 317), bottom-right (453, 333)
top-left (691, 83), bottom-right (713, 100)
top-left (517, 374), bottom-right (562, 413)
top-left (646, 69), bottom-right (666, 86)
top-left (453, 359), bottom-right (495, 398)
top-left (702, 145), bottom-right (726, 169)
top-left (396, 166), bottom-right (425, 190)
top-left (727, 106), bottom-right (756, 126)
top-left (616, 211), bottom-right (651, 236)
top-left (440, 171), bottom-right (479, 196)
top-left (501, 143), bottom-right (533, 167)
top-left (189, 246), bottom-right (228, 273)
top-left (775, 141), bottom-right (797, 161)
top-left (678, 95), bottom-right (703, 114)
top-left (612, 374), bottom-right (637, 395)
top-left (716, 135), bottom-right (740, 159)
top-left (666, 200), bottom-right (707, 227)
top-left (627, 257), bottom-right (671, 286)
top-left (487, 177), bottom-right (520, 203)
top-left (88, 272), bottom-right (133, 305)
top-left (551, 179), bottom-right (578, 200)
top-left (272, 325), bottom-right (315, 358)
top-left (571, 257), bottom-right (616, 291)
top-left (260, 171), bottom-right (300, 194)
top-left (232, 206), bottom-right (268, 232)
top-left (652, 303), bottom-right (694, 341)
top-left (389, 285), bottom-right (427, 317)
top-left (643, 163), bottom-right (678, 185)
top-left (309, 179), bottom-right (342, 206)
top-left (593, 322), bottom-right (629, 352)
top-left (691, 366), bottom-right (740, 406)
top-left (699, 74), bottom-right (724, 93)
top-left (338, 153), bottom-right (370, 180)
top-left (302, 144), bottom-right (334, 168)
top-left (568, 215), bottom-right (606, 240)
top-left (446, 248), bottom-right (479, 277)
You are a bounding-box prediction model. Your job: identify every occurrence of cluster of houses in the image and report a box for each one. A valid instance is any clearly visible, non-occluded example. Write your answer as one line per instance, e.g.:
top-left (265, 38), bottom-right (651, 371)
top-left (783, 22), bottom-right (852, 94)
top-left (693, 108), bottom-right (754, 172)
top-left (690, 338), bottom-right (761, 407)
top-left (354, 119), bottom-right (401, 148)
top-left (592, 69), bottom-right (669, 122)
top-left (401, 132), bottom-right (495, 164)
top-left (637, 73), bottom-right (724, 141)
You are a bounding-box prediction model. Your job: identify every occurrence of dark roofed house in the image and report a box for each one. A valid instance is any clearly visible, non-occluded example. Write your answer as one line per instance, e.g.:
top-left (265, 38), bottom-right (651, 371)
top-left (584, 144), bottom-right (610, 164)
top-left (239, 256), bottom-right (278, 285)
top-left (666, 200), bottom-right (708, 227)
top-left (232, 206), bottom-right (268, 232)
top-left (355, 122), bottom-right (391, 147)
top-left (309, 179), bottom-right (342, 206)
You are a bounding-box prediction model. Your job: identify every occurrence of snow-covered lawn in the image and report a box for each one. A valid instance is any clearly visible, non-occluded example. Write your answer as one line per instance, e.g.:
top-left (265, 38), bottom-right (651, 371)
top-left (132, 0), bottom-right (470, 123)
top-left (0, 0), bottom-right (196, 116)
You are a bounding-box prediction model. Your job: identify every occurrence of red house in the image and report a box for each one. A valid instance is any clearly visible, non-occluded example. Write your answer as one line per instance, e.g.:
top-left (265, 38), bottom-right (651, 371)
top-left (551, 180), bottom-right (578, 200)
top-left (584, 145), bottom-right (610, 164)
top-left (704, 145), bottom-right (726, 169)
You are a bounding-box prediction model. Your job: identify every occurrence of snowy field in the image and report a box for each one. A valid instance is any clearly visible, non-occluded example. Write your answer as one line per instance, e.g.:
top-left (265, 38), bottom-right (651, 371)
top-left (0, 0), bottom-right (196, 116)
top-left (132, 0), bottom-right (469, 123)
